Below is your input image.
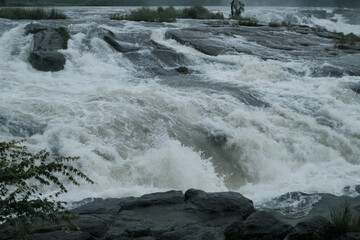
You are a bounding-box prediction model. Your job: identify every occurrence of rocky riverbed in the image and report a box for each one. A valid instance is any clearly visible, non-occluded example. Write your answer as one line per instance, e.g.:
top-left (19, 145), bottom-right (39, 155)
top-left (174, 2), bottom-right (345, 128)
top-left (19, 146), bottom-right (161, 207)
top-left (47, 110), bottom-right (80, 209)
top-left (2, 188), bottom-right (360, 240)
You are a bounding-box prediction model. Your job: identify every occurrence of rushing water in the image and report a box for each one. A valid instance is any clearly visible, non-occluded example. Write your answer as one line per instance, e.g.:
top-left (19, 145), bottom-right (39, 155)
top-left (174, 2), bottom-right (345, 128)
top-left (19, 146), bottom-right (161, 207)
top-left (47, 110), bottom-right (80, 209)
top-left (0, 6), bottom-right (359, 208)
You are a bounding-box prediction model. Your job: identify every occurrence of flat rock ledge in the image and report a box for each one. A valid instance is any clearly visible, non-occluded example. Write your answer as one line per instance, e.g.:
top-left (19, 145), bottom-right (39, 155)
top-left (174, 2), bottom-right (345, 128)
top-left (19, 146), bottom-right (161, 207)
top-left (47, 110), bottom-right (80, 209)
top-left (2, 189), bottom-right (360, 240)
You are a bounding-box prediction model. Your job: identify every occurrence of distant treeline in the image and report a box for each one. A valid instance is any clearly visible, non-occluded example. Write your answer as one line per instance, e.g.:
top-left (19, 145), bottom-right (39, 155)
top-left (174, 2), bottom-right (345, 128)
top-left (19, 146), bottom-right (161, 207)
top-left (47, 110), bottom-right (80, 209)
top-left (3, 0), bottom-right (227, 6)
top-left (83, 0), bottom-right (225, 6)
top-left (3, 0), bottom-right (360, 7)
top-left (242, 0), bottom-right (360, 8)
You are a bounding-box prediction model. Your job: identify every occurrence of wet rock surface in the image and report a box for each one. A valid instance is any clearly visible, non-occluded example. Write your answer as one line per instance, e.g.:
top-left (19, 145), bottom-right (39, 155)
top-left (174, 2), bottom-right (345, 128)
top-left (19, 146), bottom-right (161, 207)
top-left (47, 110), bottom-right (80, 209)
top-left (25, 24), bottom-right (69, 72)
top-left (2, 189), bottom-right (359, 240)
top-left (0, 109), bottom-right (46, 137)
top-left (165, 23), bottom-right (360, 77)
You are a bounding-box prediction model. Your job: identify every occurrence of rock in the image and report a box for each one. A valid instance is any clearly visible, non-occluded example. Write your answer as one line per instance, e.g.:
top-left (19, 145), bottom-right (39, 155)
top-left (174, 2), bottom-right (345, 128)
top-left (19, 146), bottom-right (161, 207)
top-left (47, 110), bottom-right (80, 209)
top-left (337, 233), bottom-right (360, 240)
top-left (25, 24), bottom-right (69, 72)
top-left (165, 29), bottom-right (230, 56)
top-left (184, 189), bottom-right (254, 217)
top-left (101, 189), bottom-right (254, 239)
top-left (103, 31), bottom-right (140, 53)
top-left (30, 231), bottom-right (94, 240)
top-left (224, 211), bottom-right (293, 240)
top-left (350, 83), bottom-right (360, 94)
top-left (175, 66), bottom-right (189, 74)
top-left (28, 51), bottom-right (66, 72)
top-left (286, 216), bottom-right (335, 240)
top-left (0, 110), bottom-right (45, 137)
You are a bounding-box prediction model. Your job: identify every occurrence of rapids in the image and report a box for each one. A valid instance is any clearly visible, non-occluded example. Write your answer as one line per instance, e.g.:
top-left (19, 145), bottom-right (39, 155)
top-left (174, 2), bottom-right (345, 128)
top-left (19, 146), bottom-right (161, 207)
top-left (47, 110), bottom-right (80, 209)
top-left (0, 6), bottom-right (359, 210)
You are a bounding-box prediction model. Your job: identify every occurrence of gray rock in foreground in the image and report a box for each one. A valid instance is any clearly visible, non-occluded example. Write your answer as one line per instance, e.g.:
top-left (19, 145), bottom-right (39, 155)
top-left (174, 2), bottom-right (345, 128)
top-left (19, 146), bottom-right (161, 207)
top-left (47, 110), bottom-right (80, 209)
top-left (2, 189), bottom-right (360, 240)
top-left (25, 24), bottom-right (69, 72)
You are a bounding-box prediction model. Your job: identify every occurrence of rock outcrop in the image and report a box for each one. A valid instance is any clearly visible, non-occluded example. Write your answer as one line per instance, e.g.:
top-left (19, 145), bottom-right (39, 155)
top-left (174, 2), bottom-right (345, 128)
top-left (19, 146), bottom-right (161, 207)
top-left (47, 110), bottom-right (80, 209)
top-left (2, 188), bottom-right (360, 240)
top-left (25, 24), bottom-right (70, 72)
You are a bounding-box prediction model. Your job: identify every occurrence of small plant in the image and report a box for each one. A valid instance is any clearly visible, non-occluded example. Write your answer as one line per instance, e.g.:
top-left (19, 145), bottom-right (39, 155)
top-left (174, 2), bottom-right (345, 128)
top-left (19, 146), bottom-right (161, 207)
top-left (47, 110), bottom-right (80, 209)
top-left (335, 33), bottom-right (360, 50)
top-left (0, 140), bottom-right (93, 239)
top-left (237, 16), bottom-right (259, 26)
top-left (281, 21), bottom-right (292, 28)
top-left (0, 8), bottom-right (66, 20)
top-left (56, 26), bottom-right (71, 49)
top-left (331, 202), bottom-right (360, 235)
top-left (269, 21), bottom-right (281, 27)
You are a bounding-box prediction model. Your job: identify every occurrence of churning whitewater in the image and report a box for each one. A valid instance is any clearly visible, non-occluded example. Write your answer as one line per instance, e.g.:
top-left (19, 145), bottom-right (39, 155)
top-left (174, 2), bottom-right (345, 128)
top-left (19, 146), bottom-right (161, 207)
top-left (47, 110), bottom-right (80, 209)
top-left (0, 7), bottom-right (359, 209)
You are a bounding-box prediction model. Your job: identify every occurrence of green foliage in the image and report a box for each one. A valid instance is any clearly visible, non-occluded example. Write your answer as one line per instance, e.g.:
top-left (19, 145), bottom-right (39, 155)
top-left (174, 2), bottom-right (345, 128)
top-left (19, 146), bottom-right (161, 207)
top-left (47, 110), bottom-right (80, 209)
top-left (0, 140), bottom-right (93, 239)
top-left (230, 0), bottom-right (244, 17)
top-left (110, 6), bottom-right (223, 22)
top-left (335, 33), bottom-right (360, 49)
top-left (178, 5), bottom-right (224, 20)
top-left (281, 21), bottom-right (293, 29)
top-left (331, 202), bottom-right (360, 235)
top-left (0, 8), bottom-right (67, 20)
top-left (236, 16), bottom-right (259, 26)
top-left (110, 7), bottom-right (177, 22)
top-left (56, 26), bottom-right (71, 49)
top-left (269, 21), bottom-right (281, 27)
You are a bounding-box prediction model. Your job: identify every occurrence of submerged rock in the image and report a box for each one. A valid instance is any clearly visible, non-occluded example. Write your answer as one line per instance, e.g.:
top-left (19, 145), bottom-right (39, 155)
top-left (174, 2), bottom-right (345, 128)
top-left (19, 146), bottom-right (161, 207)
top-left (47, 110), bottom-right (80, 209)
top-left (25, 24), bottom-right (69, 72)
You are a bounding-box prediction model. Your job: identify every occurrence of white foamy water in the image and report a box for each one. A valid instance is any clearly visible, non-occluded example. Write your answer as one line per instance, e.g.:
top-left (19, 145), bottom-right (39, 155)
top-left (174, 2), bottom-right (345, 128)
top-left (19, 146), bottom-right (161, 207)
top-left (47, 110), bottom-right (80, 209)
top-left (0, 7), bottom-right (359, 206)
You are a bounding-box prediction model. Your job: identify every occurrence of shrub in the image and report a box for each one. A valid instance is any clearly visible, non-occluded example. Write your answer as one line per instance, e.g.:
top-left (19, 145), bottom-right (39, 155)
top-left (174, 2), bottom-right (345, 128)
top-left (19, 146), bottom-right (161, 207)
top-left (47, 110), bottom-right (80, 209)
top-left (335, 33), bottom-right (360, 49)
top-left (55, 26), bottom-right (71, 49)
top-left (178, 6), bottom-right (224, 20)
top-left (0, 8), bottom-right (66, 20)
top-left (110, 6), bottom-right (224, 22)
top-left (230, 0), bottom-right (244, 18)
top-left (269, 21), bottom-right (281, 27)
top-left (110, 7), bottom-right (176, 22)
top-left (331, 202), bottom-right (360, 235)
top-left (237, 16), bottom-right (259, 26)
top-left (0, 140), bottom-right (93, 239)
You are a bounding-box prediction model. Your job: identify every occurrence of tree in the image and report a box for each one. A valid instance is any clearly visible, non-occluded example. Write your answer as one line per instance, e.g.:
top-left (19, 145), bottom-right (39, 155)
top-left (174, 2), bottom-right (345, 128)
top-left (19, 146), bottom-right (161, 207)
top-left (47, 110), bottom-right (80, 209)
top-left (0, 0), bottom-right (6, 6)
top-left (0, 140), bottom-right (94, 239)
top-left (230, 0), bottom-right (244, 17)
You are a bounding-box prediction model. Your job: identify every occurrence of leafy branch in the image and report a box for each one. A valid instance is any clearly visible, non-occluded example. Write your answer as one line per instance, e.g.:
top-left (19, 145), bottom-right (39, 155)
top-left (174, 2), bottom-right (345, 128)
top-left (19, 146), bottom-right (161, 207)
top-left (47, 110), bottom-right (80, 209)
top-left (0, 140), bottom-right (93, 239)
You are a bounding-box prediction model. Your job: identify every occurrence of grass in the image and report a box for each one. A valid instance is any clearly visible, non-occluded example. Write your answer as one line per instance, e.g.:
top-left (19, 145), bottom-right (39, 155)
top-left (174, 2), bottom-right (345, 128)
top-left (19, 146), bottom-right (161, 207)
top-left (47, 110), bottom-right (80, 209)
top-left (331, 202), bottom-right (360, 235)
top-left (269, 21), bottom-right (281, 27)
top-left (110, 6), bottom-right (224, 22)
top-left (335, 33), bottom-right (360, 49)
top-left (237, 16), bottom-right (259, 26)
top-left (0, 8), bottom-right (66, 20)
top-left (55, 26), bottom-right (71, 49)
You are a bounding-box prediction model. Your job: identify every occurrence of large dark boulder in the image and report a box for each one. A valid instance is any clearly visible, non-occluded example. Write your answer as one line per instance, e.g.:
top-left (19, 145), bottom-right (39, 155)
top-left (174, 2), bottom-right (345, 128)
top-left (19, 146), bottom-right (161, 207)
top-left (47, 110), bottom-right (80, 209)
top-left (286, 216), bottom-right (335, 240)
top-left (224, 211), bottom-right (293, 240)
top-left (337, 233), bottom-right (360, 240)
top-left (3, 190), bottom-right (254, 240)
top-left (25, 24), bottom-right (69, 72)
top-left (184, 189), bottom-right (254, 217)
